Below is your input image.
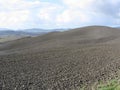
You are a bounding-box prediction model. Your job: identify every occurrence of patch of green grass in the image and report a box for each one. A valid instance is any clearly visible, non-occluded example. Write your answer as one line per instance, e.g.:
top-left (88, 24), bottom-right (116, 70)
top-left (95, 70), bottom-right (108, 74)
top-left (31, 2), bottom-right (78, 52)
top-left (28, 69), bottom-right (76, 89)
top-left (79, 86), bottom-right (85, 90)
top-left (79, 79), bottom-right (120, 90)
top-left (97, 80), bottom-right (120, 90)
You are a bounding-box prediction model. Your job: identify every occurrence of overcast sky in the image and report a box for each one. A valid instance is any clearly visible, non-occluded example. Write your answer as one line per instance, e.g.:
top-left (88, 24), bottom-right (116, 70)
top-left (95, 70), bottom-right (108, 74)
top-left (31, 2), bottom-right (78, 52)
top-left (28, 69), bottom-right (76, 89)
top-left (0, 0), bottom-right (120, 29)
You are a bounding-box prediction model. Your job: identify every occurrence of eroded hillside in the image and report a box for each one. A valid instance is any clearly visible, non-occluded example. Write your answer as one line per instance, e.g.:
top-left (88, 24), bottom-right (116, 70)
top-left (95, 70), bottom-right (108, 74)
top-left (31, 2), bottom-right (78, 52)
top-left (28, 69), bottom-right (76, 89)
top-left (1, 26), bottom-right (120, 90)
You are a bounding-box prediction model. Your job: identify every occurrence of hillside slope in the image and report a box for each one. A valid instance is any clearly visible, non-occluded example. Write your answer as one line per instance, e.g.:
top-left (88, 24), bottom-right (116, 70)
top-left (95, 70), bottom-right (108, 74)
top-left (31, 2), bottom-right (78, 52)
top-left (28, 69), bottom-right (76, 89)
top-left (0, 26), bottom-right (120, 52)
top-left (1, 26), bottom-right (120, 90)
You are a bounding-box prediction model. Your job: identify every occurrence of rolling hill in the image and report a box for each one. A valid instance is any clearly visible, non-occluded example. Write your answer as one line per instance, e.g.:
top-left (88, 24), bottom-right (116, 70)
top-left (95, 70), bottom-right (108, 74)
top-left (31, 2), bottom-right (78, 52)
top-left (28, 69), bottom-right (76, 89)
top-left (0, 26), bottom-right (120, 89)
top-left (0, 28), bottom-right (65, 43)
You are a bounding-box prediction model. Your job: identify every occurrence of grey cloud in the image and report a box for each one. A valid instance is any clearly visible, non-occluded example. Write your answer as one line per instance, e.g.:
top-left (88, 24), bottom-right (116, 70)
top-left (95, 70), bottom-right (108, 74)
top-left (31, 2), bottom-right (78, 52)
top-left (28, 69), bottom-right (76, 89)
top-left (94, 0), bottom-right (120, 18)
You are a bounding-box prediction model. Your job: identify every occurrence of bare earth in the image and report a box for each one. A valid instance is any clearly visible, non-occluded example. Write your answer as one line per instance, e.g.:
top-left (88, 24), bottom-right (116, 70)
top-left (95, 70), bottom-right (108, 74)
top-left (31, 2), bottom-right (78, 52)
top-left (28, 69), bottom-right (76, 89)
top-left (1, 26), bottom-right (120, 90)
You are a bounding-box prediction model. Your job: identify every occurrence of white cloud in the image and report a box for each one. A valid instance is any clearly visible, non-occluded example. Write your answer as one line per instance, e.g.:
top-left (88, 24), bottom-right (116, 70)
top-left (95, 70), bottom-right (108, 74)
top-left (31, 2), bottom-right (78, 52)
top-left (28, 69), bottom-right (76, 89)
top-left (56, 9), bottom-right (90, 24)
top-left (0, 0), bottom-right (41, 29)
top-left (0, 10), bottom-right (29, 29)
top-left (56, 0), bottom-right (95, 26)
top-left (0, 0), bottom-right (41, 11)
top-left (62, 0), bottom-right (95, 10)
top-left (37, 5), bottom-right (61, 21)
top-left (0, 0), bottom-right (120, 29)
top-left (55, 0), bottom-right (120, 28)
top-left (0, 0), bottom-right (64, 29)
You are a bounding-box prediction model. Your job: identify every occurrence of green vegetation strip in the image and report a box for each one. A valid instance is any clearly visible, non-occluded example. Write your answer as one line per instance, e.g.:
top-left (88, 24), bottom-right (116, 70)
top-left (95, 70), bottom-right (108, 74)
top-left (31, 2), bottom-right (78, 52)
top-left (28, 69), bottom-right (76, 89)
top-left (80, 79), bottom-right (120, 90)
top-left (97, 79), bottom-right (120, 90)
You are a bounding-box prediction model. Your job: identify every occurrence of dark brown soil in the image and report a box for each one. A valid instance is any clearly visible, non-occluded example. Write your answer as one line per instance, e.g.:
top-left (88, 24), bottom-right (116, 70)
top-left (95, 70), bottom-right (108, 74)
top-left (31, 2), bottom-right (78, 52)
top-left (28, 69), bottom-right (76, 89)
top-left (1, 26), bottom-right (120, 90)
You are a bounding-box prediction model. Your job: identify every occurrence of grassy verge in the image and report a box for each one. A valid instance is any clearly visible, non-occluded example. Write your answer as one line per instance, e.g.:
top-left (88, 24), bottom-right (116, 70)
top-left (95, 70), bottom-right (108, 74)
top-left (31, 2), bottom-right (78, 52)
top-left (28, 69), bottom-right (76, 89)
top-left (96, 79), bottom-right (120, 90)
top-left (79, 79), bottom-right (120, 90)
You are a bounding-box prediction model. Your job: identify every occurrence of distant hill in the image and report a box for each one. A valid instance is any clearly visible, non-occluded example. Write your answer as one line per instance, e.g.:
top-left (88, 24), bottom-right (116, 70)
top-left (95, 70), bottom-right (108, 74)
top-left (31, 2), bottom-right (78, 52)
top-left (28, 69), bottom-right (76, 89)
top-left (0, 28), bottom-right (66, 42)
top-left (0, 30), bottom-right (45, 36)
top-left (0, 28), bottom-right (66, 37)
top-left (22, 28), bottom-right (66, 33)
